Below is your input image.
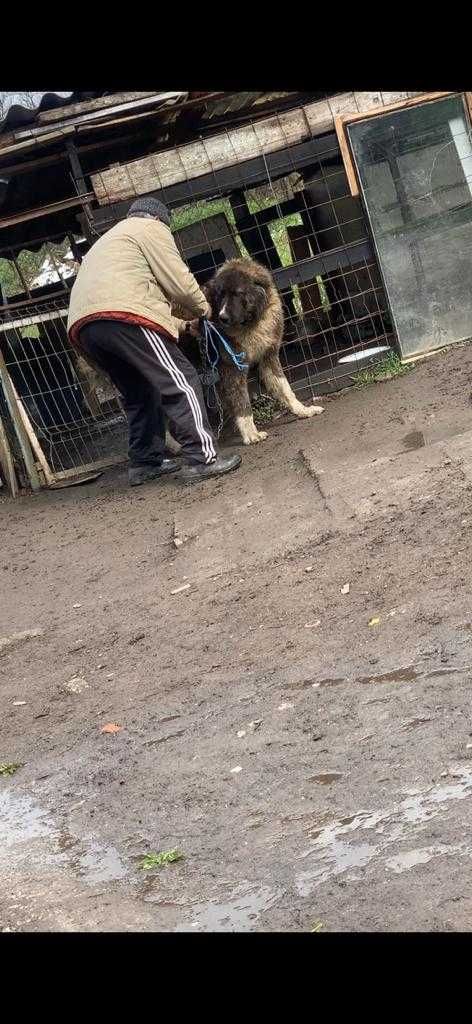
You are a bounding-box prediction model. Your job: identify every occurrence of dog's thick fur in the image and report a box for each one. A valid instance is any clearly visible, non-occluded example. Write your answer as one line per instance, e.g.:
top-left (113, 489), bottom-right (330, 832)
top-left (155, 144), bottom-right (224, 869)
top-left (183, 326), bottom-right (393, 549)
top-left (205, 258), bottom-right (323, 445)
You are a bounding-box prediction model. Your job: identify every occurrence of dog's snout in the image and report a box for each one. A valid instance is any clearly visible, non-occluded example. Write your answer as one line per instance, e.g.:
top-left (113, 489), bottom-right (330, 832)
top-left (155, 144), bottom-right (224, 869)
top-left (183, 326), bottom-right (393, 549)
top-left (219, 303), bottom-right (229, 324)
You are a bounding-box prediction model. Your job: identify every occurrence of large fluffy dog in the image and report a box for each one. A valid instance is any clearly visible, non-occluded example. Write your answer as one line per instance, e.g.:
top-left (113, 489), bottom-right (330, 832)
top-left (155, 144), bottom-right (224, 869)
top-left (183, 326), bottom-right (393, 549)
top-left (204, 258), bottom-right (324, 445)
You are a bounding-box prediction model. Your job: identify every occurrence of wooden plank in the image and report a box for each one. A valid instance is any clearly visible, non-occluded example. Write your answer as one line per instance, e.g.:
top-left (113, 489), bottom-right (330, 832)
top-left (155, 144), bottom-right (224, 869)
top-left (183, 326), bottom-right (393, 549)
top-left (465, 93), bottom-right (472, 125)
top-left (91, 97), bottom-right (337, 205)
top-left (90, 132), bottom-right (341, 234)
top-left (13, 391), bottom-right (55, 486)
top-left (0, 347), bottom-right (41, 491)
top-left (54, 453), bottom-right (127, 480)
top-left (37, 91), bottom-right (159, 125)
top-left (0, 126), bottom-right (75, 157)
top-left (339, 91), bottom-right (454, 129)
top-left (14, 93), bottom-right (186, 140)
top-left (380, 91), bottom-right (413, 105)
top-left (0, 94), bottom-right (189, 157)
top-left (0, 413), bottom-right (18, 497)
top-left (0, 193), bottom-right (93, 231)
top-left (334, 117), bottom-right (360, 197)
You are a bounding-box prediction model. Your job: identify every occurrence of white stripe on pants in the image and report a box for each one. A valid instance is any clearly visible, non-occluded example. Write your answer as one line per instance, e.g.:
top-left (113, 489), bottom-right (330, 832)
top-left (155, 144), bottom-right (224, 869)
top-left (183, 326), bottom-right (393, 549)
top-left (142, 328), bottom-right (216, 464)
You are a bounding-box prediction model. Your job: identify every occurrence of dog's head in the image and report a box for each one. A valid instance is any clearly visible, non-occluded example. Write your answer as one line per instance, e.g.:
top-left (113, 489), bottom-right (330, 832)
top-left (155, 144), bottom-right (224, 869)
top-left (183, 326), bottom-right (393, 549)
top-left (206, 263), bottom-right (270, 329)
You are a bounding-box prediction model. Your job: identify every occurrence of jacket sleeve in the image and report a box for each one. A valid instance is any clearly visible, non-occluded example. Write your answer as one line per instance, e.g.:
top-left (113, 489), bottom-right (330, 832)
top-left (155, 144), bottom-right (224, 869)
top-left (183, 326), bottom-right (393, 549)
top-left (141, 222), bottom-right (211, 319)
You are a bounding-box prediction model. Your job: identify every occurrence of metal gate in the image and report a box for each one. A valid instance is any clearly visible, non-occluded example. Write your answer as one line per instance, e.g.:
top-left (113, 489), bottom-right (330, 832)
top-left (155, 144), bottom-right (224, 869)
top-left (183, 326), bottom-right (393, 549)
top-left (0, 297), bottom-right (127, 485)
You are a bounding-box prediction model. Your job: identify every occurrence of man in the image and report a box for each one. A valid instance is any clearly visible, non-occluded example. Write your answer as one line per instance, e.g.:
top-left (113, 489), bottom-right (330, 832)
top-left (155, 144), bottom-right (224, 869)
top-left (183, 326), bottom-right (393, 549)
top-left (67, 196), bottom-right (241, 486)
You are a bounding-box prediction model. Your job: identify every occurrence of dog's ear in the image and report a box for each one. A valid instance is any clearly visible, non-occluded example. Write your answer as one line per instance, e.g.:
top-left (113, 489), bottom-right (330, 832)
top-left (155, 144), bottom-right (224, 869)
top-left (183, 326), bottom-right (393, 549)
top-left (203, 278), bottom-right (216, 304)
top-left (254, 277), bottom-right (269, 296)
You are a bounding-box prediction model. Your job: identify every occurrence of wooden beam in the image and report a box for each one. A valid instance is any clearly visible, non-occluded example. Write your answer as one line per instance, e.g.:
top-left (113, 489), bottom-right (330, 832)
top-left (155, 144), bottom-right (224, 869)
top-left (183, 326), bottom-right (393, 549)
top-left (0, 412), bottom-right (18, 497)
top-left (335, 117), bottom-right (360, 197)
top-left (0, 126), bottom-right (75, 156)
top-left (90, 133), bottom-right (341, 234)
top-left (53, 453), bottom-right (127, 480)
top-left (0, 347), bottom-right (41, 491)
top-left (12, 93), bottom-right (187, 143)
top-left (338, 90), bottom-right (453, 129)
top-left (37, 92), bottom-right (160, 125)
top-left (12, 389), bottom-right (55, 487)
top-left (0, 129), bottom-right (147, 175)
top-left (465, 92), bottom-right (472, 125)
top-left (0, 193), bottom-right (93, 231)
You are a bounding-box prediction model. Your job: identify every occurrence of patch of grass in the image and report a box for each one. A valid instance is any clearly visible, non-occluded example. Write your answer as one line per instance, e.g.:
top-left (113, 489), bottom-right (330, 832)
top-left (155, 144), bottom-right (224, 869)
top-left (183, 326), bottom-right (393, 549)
top-left (252, 393), bottom-right (282, 424)
top-left (170, 196), bottom-right (331, 320)
top-left (139, 849), bottom-right (184, 870)
top-left (0, 762), bottom-right (22, 777)
top-left (354, 351), bottom-right (411, 388)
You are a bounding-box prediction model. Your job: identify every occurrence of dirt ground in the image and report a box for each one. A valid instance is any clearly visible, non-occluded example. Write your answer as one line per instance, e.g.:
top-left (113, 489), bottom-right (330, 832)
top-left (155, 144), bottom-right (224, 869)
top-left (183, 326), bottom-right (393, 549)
top-left (3, 344), bottom-right (472, 932)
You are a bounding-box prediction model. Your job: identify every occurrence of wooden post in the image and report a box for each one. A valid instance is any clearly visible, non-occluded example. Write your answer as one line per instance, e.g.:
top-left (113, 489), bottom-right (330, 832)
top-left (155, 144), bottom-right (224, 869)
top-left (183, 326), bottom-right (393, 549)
top-left (0, 412), bottom-right (18, 497)
top-left (66, 139), bottom-right (95, 245)
top-left (11, 386), bottom-right (55, 487)
top-left (0, 348), bottom-right (41, 492)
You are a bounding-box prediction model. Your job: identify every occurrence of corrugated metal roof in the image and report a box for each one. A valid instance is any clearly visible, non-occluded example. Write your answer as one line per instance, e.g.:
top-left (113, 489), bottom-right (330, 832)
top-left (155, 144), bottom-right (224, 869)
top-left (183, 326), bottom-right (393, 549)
top-left (0, 92), bottom-right (107, 136)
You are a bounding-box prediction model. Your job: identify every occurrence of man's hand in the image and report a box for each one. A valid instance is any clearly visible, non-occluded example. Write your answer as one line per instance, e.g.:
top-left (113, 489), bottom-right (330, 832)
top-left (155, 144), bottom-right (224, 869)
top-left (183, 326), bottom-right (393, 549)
top-left (187, 318), bottom-right (203, 338)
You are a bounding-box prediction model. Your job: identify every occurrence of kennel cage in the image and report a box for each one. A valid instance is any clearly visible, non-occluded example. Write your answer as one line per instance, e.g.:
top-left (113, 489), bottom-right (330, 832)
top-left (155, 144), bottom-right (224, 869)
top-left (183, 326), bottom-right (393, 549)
top-left (0, 120), bottom-right (396, 488)
top-left (92, 123), bottom-right (396, 406)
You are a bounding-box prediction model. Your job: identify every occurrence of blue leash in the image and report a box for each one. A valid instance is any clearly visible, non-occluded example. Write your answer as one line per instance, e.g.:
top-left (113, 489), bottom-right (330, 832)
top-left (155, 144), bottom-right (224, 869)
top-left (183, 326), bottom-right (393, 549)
top-left (197, 318), bottom-right (248, 438)
top-left (200, 318), bottom-right (249, 373)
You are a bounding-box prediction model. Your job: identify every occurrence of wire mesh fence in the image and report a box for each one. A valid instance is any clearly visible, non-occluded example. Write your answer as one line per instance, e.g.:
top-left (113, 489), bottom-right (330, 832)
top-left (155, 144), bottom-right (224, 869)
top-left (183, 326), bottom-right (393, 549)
top-left (167, 126), bottom-right (394, 400)
top-left (0, 298), bottom-right (127, 478)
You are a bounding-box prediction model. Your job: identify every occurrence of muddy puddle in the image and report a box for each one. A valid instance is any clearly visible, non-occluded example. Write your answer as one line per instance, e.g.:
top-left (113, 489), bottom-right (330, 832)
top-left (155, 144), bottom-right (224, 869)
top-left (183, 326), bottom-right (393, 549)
top-left (309, 772), bottom-right (344, 785)
top-left (0, 789), bottom-right (128, 885)
top-left (172, 882), bottom-right (283, 932)
top-left (357, 667), bottom-right (419, 685)
top-left (296, 764), bottom-right (472, 895)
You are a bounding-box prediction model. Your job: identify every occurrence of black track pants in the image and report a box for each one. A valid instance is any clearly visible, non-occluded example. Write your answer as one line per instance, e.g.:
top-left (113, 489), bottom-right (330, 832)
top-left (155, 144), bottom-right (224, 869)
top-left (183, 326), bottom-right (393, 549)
top-left (78, 319), bottom-right (217, 467)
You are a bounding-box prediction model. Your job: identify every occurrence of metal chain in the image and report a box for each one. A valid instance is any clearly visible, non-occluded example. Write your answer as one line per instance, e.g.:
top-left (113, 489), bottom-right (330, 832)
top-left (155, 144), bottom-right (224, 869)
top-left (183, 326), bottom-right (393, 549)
top-left (198, 331), bottom-right (224, 439)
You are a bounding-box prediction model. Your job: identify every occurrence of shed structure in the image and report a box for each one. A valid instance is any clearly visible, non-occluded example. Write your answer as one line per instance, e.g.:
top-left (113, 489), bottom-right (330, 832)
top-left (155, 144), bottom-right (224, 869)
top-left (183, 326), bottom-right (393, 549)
top-left (1, 89), bottom-right (471, 494)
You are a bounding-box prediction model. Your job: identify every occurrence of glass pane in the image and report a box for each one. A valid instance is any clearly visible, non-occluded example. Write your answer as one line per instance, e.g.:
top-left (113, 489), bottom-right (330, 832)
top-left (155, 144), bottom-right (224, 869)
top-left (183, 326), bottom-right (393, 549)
top-left (348, 95), bottom-right (472, 358)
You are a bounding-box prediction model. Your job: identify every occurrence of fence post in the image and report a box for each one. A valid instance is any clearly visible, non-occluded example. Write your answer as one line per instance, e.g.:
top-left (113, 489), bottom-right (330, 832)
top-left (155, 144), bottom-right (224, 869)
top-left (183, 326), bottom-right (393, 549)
top-left (0, 411), bottom-right (18, 497)
top-left (0, 348), bottom-right (41, 492)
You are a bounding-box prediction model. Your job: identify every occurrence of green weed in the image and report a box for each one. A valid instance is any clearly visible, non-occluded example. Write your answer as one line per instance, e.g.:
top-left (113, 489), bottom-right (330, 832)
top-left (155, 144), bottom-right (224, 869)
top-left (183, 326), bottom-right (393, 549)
top-left (139, 849), bottom-right (184, 870)
top-left (354, 351), bottom-right (411, 387)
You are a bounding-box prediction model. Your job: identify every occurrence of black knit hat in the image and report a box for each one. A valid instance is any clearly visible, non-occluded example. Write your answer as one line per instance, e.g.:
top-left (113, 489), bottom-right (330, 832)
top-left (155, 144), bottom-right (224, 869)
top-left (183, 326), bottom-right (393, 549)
top-left (127, 197), bottom-right (171, 226)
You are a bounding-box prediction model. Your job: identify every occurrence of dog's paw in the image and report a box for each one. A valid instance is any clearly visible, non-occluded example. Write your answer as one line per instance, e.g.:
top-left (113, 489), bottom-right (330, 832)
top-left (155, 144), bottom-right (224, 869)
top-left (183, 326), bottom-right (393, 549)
top-left (297, 403), bottom-right (324, 418)
top-left (242, 429), bottom-right (268, 445)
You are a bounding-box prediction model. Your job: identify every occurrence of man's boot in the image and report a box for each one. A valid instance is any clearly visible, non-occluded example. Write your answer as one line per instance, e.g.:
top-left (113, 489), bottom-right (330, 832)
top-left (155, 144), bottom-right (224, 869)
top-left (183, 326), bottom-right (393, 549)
top-left (180, 452), bottom-right (241, 484)
top-left (128, 458), bottom-right (181, 487)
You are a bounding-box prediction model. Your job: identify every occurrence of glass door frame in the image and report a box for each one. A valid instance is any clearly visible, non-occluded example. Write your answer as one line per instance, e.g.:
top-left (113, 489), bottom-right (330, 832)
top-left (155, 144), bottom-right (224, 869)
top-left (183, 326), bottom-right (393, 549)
top-left (334, 92), bottom-right (466, 200)
top-left (334, 91), bottom-right (472, 361)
